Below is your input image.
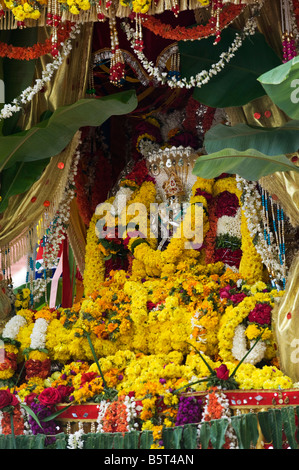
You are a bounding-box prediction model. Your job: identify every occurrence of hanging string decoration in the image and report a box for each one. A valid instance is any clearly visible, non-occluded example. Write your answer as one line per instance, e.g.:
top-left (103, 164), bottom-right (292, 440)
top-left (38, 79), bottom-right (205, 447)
top-left (281, 0), bottom-right (298, 62)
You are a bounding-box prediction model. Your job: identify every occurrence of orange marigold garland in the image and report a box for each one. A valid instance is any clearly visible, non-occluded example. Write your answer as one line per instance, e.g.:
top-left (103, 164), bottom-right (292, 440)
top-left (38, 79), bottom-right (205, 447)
top-left (0, 21), bottom-right (73, 60)
top-left (141, 4), bottom-right (245, 42)
top-left (199, 387), bottom-right (238, 449)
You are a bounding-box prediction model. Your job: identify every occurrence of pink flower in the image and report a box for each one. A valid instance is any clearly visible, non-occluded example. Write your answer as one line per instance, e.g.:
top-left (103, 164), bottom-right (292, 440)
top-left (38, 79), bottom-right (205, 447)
top-left (248, 303), bottom-right (272, 325)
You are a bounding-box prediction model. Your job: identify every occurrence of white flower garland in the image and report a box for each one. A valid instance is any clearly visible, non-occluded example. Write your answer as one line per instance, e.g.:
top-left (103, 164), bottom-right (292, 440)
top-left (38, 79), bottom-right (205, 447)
top-left (2, 314), bottom-right (27, 340)
top-left (231, 324), bottom-right (266, 365)
top-left (123, 395), bottom-right (139, 431)
top-left (96, 400), bottom-right (110, 433)
top-left (0, 23), bottom-right (82, 121)
top-left (33, 145), bottom-right (81, 303)
top-left (67, 428), bottom-right (85, 449)
top-left (236, 175), bottom-right (284, 283)
top-left (217, 208), bottom-right (242, 239)
top-left (30, 318), bottom-right (48, 350)
top-left (122, 16), bottom-right (257, 89)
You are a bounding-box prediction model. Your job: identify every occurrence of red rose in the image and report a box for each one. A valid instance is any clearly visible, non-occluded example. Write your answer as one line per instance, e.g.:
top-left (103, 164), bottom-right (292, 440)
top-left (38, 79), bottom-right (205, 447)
top-left (0, 390), bottom-right (18, 409)
top-left (38, 388), bottom-right (62, 406)
top-left (248, 303), bottom-right (272, 325)
top-left (24, 393), bottom-right (37, 406)
top-left (215, 364), bottom-right (230, 381)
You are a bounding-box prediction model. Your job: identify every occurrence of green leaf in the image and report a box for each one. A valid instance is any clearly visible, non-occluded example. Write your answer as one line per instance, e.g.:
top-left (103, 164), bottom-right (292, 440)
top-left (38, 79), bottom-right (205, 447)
top-left (0, 91), bottom-right (137, 212)
top-left (230, 413), bottom-right (259, 449)
top-left (209, 418), bottom-right (229, 449)
top-left (179, 28), bottom-right (281, 108)
top-left (0, 158), bottom-right (49, 213)
top-left (41, 403), bottom-right (73, 422)
top-left (258, 56), bottom-right (299, 120)
top-left (199, 422), bottom-right (211, 449)
top-left (21, 403), bottom-right (43, 429)
top-left (0, 91), bottom-right (137, 172)
top-left (140, 430), bottom-right (154, 449)
top-left (83, 329), bottom-right (108, 390)
top-left (258, 409), bottom-right (283, 449)
top-left (281, 407), bottom-right (298, 449)
top-left (204, 119), bottom-right (299, 157)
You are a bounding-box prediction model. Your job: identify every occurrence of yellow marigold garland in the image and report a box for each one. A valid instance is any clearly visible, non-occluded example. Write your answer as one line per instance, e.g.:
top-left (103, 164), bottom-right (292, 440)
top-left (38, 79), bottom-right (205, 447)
top-left (83, 212), bottom-right (106, 297)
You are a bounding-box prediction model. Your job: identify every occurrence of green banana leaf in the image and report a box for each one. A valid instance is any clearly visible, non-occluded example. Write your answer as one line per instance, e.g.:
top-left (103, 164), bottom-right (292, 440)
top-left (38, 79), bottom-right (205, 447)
top-left (179, 28), bottom-right (281, 108)
top-left (230, 413), bottom-right (259, 449)
top-left (0, 158), bottom-right (49, 212)
top-left (204, 119), bottom-right (299, 156)
top-left (281, 407), bottom-right (298, 449)
top-left (258, 409), bottom-right (283, 449)
top-left (0, 91), bottom-right (137, 171)
top-left (0, 91), bottom-right (137, 212)
top-left (192, 148), bottom-right (299, 180)
top-left (258, 56), bottom-right (299, 120)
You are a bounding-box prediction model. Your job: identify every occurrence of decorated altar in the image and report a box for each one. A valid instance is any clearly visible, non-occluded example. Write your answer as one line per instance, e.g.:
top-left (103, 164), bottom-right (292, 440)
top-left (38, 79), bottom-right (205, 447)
top-left (0, 0), bottom-right (299, 451)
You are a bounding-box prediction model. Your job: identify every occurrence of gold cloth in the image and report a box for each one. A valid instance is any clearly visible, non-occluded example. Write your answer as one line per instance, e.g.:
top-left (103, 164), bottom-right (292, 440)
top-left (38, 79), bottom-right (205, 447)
top-left (272, 260), bottom-right (299, 382)
top-left (0, 132), bottom-right (81, 271)
top-left (0, 23), bottom-right (93, 274)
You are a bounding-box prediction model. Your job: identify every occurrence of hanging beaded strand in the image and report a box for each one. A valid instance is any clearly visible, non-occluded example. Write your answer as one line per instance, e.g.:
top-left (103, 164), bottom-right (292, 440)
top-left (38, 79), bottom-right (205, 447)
top-left (261, 189), bottom-right (277, 288)
top-left (167, 51), bottom-right (181, 83)
top-left (46, 0), bottom-right (62, 57)
top-left (212, 0), bottom-right (224, 44)
top-left (109, 7), bottom-right (125, 86)
top-left (133, 13), bottom-right (144, 52)
top-left (281, 0), bottom-right (297, 62)
top-left (276, 204), bottom-right (286, 288)
top-left (262, 189), bottom-right (287, 290)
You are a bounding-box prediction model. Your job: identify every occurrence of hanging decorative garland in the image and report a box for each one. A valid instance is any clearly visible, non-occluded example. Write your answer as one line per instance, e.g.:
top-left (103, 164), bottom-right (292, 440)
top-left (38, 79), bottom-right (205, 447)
top-left (0, 22), bottom-right (81, 121)
top-left (0, 22), bottom-right (73, 60)
top-left (122, 14), bottom-right (258, 89)
top-left (139, 3), bottom-right (245, 42)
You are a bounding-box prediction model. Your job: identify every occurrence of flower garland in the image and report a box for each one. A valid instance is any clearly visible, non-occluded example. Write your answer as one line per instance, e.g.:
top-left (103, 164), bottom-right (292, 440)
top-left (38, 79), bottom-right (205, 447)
top-left (122, 15), bottom-right (258, 89)
top-left (0, 340), bottom-right (19, 382)
top-left (100, 394), bottom-right (138, 433)
top-left (217, 286), bottom-right (284, 364)
top-left (128, 175), bottom-right (211, 278)
top-left (198, 386), bottom-right (238, 449)
top-left (213, 176), bottom-right (243, 270)
top-left (0, 22), bottom-right (73, 60)
top-left (2, 0), bottom-right (46, 22)
top-left (2, 313), bottom-right (27, 340)
top-left (0, 22), bottom-right (81, 121)
top-left (14, 287), bottom-right (31, 311)
top-left (24, 317), bottom-right (51, 381)
top-left (140, 4), bottom-right (245, 42)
